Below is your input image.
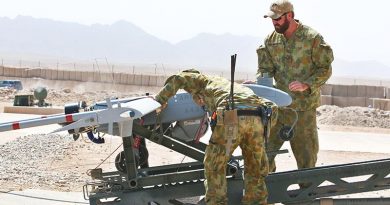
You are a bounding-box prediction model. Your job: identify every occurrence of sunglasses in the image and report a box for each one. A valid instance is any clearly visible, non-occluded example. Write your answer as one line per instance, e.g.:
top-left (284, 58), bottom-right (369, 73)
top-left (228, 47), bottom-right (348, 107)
top-left (273, 13), bottom-right (288, 21)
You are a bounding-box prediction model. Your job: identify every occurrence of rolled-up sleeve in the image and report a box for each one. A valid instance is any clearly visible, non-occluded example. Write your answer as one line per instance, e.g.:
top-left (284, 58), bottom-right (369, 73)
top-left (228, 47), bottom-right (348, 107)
top-left (155, 72), bottom-right (207, 105)
top-left (155, 75), bottom-right (185, 105)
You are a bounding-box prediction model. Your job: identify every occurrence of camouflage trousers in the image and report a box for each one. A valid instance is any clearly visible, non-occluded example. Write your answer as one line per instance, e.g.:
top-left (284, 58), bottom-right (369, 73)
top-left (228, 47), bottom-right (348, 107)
top-left (204, 109), bottom-right (269, 205)
top-left (267, 108), bottom-right (319, 172)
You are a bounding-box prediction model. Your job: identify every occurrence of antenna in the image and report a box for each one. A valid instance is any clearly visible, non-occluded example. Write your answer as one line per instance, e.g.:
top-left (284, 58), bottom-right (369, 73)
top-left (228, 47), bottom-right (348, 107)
top-left (229, 54), bottom-right (237, 110)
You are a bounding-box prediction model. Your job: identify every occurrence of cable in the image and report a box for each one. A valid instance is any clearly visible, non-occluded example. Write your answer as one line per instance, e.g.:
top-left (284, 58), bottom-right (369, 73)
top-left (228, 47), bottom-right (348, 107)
top-left (86, 143), bottom-right (123, 176)
top-left (285, 107), bottom-right (298, 134)
top-left (0, 190), bottom-right (88, 204)
top-left (278, 107), bottom-right (298, 141)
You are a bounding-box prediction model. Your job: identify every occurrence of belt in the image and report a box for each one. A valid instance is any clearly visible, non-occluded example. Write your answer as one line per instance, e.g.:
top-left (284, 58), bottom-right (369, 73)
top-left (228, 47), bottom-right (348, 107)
top-left (236, 109), bottom-right (261, 116)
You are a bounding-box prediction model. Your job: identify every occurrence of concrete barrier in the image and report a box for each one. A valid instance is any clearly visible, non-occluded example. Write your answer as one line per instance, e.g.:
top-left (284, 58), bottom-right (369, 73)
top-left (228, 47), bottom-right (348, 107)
top-left (120, 73), bottom-right (128, 84)
top-left (100, 73), bottom-right (112, 83)
top-left (366, 86), bottom-right (385, 98)
top-left (331, 96), bottom-right (349, 107)
top-left (331, 85), bottom-right (348, 96)
top-left (35, 68), bottom-right (42, 78)
top-left (4, 67), bottom-right (13, 76)
top-left (40, 69), bottom-right (46, 79)
top-left (31, 69), bottom-right (37, 78)
top-left (93, 71), bottom-right (101, 82)
top-left (22, 69), bottom-right (28, 78)
top-left (81, 71), bottom-right (94, 82)
top-left (63, 71), bottom-right (70, 81)
top-left (356, 85), bottom-right (367, 97)
top-left (320, 95), bottom-right (332, 105)
top-left (320, 84), bottom-right (332, 95)
top-left (349, 97), bottom-right (368, 107)
top-left (149, 75), bottom-right (157, 86)
top-left (69, 71), bottom-right (77, 81)
top-left (51, 70), bottom-right (58, 80)
top-left (41, 68), bottom-right (47, 79)
top-left (372, 98), bottom-right (390, 110)
top-left (45, 69), bottom-right (53, 80)
top-left (113, 73), bottom-right (122, 84)
top-left (134, 74), bottom-right (142, 85)
top-left (127, 74), bottom-right (135, 85)
top-left (330, 84), bottom-right (385, 98)
top-left (44, 69), bottom-right (51, 80)
top-left (31, 68), bottom-right (41, 78)
top-left (332, 96), bottom-right (367, 107)
top-left (10, 67), bottom-right (17, 77)
top-left (15, 68), bottom-right (24, 77)
top-left (142, 75), bottom-right (150, 86)
top-left (366, 98), bottom-right (374, 108)
top-left (156, 76), bottom-right (167, 86)
top-left (75, 71), bottom-right (83, 81)
top-left (52, 69), bottom-right (59, 80)
top-left (57, 69), bottom-right (64, 80)
top-left (5, 65), bottom-right (390, 110)
top-left (347, 85), bottom-right (358, 97)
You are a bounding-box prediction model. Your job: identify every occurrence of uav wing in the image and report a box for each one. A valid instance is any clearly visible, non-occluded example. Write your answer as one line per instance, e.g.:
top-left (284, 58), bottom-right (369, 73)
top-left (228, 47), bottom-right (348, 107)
top-left (0, 97), bottom-right (161, 137)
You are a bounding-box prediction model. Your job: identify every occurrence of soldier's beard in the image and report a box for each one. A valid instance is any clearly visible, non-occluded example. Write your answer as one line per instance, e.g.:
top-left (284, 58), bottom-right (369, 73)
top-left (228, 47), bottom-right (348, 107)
top-left (274, 20), bottom-right (290, 34)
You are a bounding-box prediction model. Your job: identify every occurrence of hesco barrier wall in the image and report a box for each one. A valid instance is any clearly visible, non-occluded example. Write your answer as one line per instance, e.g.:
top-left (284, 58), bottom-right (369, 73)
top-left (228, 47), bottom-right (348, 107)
top-left (0, 66), bottom-right (168, 87)
top-left (1, 66), bottom-right (390, 110)
top-left (320, 84), bottom-right (390, 110)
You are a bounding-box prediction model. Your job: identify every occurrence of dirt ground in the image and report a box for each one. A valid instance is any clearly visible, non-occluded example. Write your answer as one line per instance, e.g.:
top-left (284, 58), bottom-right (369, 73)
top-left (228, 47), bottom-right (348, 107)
top-left (0, 80), bottom-right (389, 200)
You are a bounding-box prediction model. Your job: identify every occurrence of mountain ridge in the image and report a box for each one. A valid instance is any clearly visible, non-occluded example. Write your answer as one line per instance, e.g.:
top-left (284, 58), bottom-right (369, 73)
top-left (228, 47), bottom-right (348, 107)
top-left (0, 16), bottom-right (389, 79)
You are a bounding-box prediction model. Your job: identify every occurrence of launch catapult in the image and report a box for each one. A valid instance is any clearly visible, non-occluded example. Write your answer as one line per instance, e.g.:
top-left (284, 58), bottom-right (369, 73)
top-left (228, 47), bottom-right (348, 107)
top-left (0, 83), bottom-right (389, 205)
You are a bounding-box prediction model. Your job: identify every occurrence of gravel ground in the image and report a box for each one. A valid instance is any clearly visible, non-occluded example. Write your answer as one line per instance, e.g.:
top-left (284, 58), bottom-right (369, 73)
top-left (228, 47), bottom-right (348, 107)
top-left (0, 134), bottom-right (79, 191)
top-left (0, 85), bottom-right (389, 193)
top-left (317, 105), bottom-right (390, 129)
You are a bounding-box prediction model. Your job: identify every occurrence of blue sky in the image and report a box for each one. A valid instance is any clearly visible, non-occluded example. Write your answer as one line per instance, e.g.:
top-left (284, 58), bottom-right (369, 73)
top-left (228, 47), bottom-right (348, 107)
top-left (1, 0), bottom-right (390, 66)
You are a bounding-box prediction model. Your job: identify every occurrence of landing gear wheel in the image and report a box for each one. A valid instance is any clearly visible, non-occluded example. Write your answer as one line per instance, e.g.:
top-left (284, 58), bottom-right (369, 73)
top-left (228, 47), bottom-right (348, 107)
top-left (279, 126), bottom-right (294, 141)
top-left (114, 145), bottom-right (149, 173)
top-left (115, 151), bottom-right (127, 173)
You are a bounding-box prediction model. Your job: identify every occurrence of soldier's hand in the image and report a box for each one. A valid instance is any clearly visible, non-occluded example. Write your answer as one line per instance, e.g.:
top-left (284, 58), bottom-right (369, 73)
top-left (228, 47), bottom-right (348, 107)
top-left (193, 95), bottom-right (205, 107)
top-left (156, 103), bottom-right (167, 114)
top-left (289, 81), bottom-right (309, 92)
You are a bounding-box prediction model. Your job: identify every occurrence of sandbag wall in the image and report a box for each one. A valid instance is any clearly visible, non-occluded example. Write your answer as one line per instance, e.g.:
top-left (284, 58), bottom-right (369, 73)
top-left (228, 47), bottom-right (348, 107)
top-left (0, 66), bottom-right (167, 87)
top-left (321, 84), bottom-right (390, 110)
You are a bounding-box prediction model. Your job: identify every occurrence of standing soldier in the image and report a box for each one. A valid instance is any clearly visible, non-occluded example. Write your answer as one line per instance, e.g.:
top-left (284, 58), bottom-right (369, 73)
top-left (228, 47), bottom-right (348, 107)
top-left (258, 0), bottom-right (334, 173)
top-left (155, 69), bottom-right (277, 205)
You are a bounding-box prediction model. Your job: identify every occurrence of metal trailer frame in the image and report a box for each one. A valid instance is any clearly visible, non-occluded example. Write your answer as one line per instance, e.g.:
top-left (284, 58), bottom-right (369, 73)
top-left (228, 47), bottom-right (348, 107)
top-left (84, 122), bottom-right (390, 205)
top-left (1, 96), bottom-right (389, 204)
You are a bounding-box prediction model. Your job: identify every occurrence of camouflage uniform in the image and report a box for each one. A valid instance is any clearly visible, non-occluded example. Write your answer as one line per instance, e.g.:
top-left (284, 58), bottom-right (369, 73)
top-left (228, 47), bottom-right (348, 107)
top-left (257, 22), bottom-right (333, 171)
top-left (155, 69), bottom-right (277, 205)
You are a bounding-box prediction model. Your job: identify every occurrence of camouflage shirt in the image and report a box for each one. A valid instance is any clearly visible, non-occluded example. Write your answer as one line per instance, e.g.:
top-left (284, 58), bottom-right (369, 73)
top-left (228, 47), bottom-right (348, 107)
top-left (155, 70), bottom-right (275, 112)
top-left (257, 21), bottom-right (333, 111)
